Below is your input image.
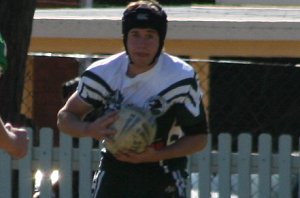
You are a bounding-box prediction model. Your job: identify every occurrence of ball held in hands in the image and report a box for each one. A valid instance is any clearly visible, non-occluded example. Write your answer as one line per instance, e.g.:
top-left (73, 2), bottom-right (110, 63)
top-left (104, 105), bottom-right (156, 154)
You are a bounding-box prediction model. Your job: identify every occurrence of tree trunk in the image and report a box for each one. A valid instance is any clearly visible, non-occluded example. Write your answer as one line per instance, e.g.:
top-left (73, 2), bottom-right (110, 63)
top-left (0, 0), bottom-right (36, 123)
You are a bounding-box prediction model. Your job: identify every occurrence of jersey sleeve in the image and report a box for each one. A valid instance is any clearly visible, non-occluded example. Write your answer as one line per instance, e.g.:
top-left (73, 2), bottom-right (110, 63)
top-left (177, 100), bottom-right (208, 135)
top-left (175, 73), bottom-right (208, 135)
top-left (77, 70), bottom-right (113, 108)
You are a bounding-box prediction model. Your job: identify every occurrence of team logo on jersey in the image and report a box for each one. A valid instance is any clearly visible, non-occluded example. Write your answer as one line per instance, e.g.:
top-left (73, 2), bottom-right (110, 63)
top-left (144, 95), bottom-right (167, 117)
top-left (106, 90), bottom-right (124, 110)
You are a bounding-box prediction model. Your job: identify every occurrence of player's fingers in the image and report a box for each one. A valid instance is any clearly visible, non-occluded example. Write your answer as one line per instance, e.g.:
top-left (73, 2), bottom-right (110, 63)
top-left (12, 127), bottom-right (29, 139)
top-left (95, 111), bottom-right (119, 127)
top-left (4, 122), bottom-right (13, 131)
top-left (102, 128), bottom-right (117, 137)
top-left (13, 127), bottom-right (27, 133)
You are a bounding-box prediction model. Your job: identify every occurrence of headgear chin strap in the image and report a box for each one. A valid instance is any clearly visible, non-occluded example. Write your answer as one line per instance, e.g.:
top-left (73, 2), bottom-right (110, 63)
top-left (0, 34), bottom-right (8, 74)
top-left (122, 6), bottom-right (168, 65)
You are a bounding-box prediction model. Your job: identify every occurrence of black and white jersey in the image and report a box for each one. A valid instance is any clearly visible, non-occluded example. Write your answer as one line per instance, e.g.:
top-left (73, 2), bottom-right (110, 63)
top-left (77, 51), bottom-right (207, 170)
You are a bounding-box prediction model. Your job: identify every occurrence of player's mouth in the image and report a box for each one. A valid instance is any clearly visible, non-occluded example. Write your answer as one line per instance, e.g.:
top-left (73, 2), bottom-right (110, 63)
top-left (134, 52), bottom-right (149, 57)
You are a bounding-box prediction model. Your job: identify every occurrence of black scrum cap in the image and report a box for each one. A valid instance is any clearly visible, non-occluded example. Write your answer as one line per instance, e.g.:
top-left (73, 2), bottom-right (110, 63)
top-left (122, 6), bottom-right (168, 64)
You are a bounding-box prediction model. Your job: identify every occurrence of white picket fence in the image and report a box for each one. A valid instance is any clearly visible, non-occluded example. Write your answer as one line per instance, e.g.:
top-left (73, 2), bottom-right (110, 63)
top-left (0, 128), bottom-right (299, 198)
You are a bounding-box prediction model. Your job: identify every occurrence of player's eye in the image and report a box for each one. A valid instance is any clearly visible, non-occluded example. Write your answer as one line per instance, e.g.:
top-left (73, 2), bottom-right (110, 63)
top-left (145, 34), bottom-right (154, 39)
top-left (129, 32), bottom-right (140, 38)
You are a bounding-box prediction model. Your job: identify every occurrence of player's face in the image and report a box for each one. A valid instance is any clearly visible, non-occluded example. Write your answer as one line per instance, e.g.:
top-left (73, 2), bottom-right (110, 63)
top-left (127, 28), bottom-right (160, 66)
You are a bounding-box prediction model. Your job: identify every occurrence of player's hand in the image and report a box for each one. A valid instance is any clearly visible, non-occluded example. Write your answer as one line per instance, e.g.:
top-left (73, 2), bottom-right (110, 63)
top-left (114, 146), bottom-right (158, 164)
top-left (4, 123), bottom-right (29, 159)
top-left (84, 111), bottom-right (118, 140)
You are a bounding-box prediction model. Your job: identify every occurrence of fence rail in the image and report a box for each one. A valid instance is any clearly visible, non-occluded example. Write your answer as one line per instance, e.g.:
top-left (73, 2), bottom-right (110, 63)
top-left (0, 128), bottom-right (299, 198)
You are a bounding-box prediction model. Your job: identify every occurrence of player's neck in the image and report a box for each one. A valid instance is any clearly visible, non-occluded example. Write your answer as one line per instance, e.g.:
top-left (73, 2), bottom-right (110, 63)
top-left (126, 61), bottom-right (156, 77)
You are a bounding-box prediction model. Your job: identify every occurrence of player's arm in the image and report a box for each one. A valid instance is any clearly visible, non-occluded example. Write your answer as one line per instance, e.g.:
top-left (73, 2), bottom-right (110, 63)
top-left (57, 92), bottom-right (118, 140)
top-left (0, 118), bottom-right (29, 159)
top-left (116, 101), bottom-right (208, 163)
top-left (154, 98), bottom-right (208, 160)
top-left (115, 103), bottom-right (208, 163)
top-left (150, 133), bottom-right (207, 162)
top-left (115, 132), bottom-right (207, 164)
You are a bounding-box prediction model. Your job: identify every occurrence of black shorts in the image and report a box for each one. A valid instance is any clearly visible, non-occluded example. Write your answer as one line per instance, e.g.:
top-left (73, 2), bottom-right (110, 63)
top-left (91, 164), bottom-right (188, 198)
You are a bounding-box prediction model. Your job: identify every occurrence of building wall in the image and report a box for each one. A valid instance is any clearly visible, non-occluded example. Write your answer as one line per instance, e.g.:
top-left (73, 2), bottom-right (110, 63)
top-left (29, 38), bottom-right (300, 59)
top-left (31, 8), bottom-right (300, 59)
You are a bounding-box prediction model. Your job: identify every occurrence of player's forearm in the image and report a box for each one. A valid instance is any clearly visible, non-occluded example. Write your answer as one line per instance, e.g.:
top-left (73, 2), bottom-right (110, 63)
top-left (57, 110), bottom-right (88, 138)
top-left (158, 134), bottom-right (207, 161)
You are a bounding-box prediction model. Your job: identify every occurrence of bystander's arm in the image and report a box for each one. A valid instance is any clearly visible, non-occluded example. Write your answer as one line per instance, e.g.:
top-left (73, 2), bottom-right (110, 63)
top-left (0, 118), bottom-right (29, 159)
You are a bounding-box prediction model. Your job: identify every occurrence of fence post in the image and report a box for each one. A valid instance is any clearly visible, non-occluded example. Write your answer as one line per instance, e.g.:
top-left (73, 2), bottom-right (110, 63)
top-left (218, 133), bottom-right (232, 198)
top-left (278, 134), bottom-right (292, 198)
top-left (18, 128), bottom-right (34, 198)
top-left (258, 133), bottom-right (272, 198)
top-left (59, 132), bottom-right (73, 198)
top-left (198, 133), bottom-right (212, 198)
top-left (237, 133), bottom-right (252, 198)
top-left (2, 129), bottom-right (299, 197)
top-left (79, 137), bottom-right (93, 198)
top-left (0, 150), bottom-right (12, 198)
top-left (39, 128), bottom-right (53, 198)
